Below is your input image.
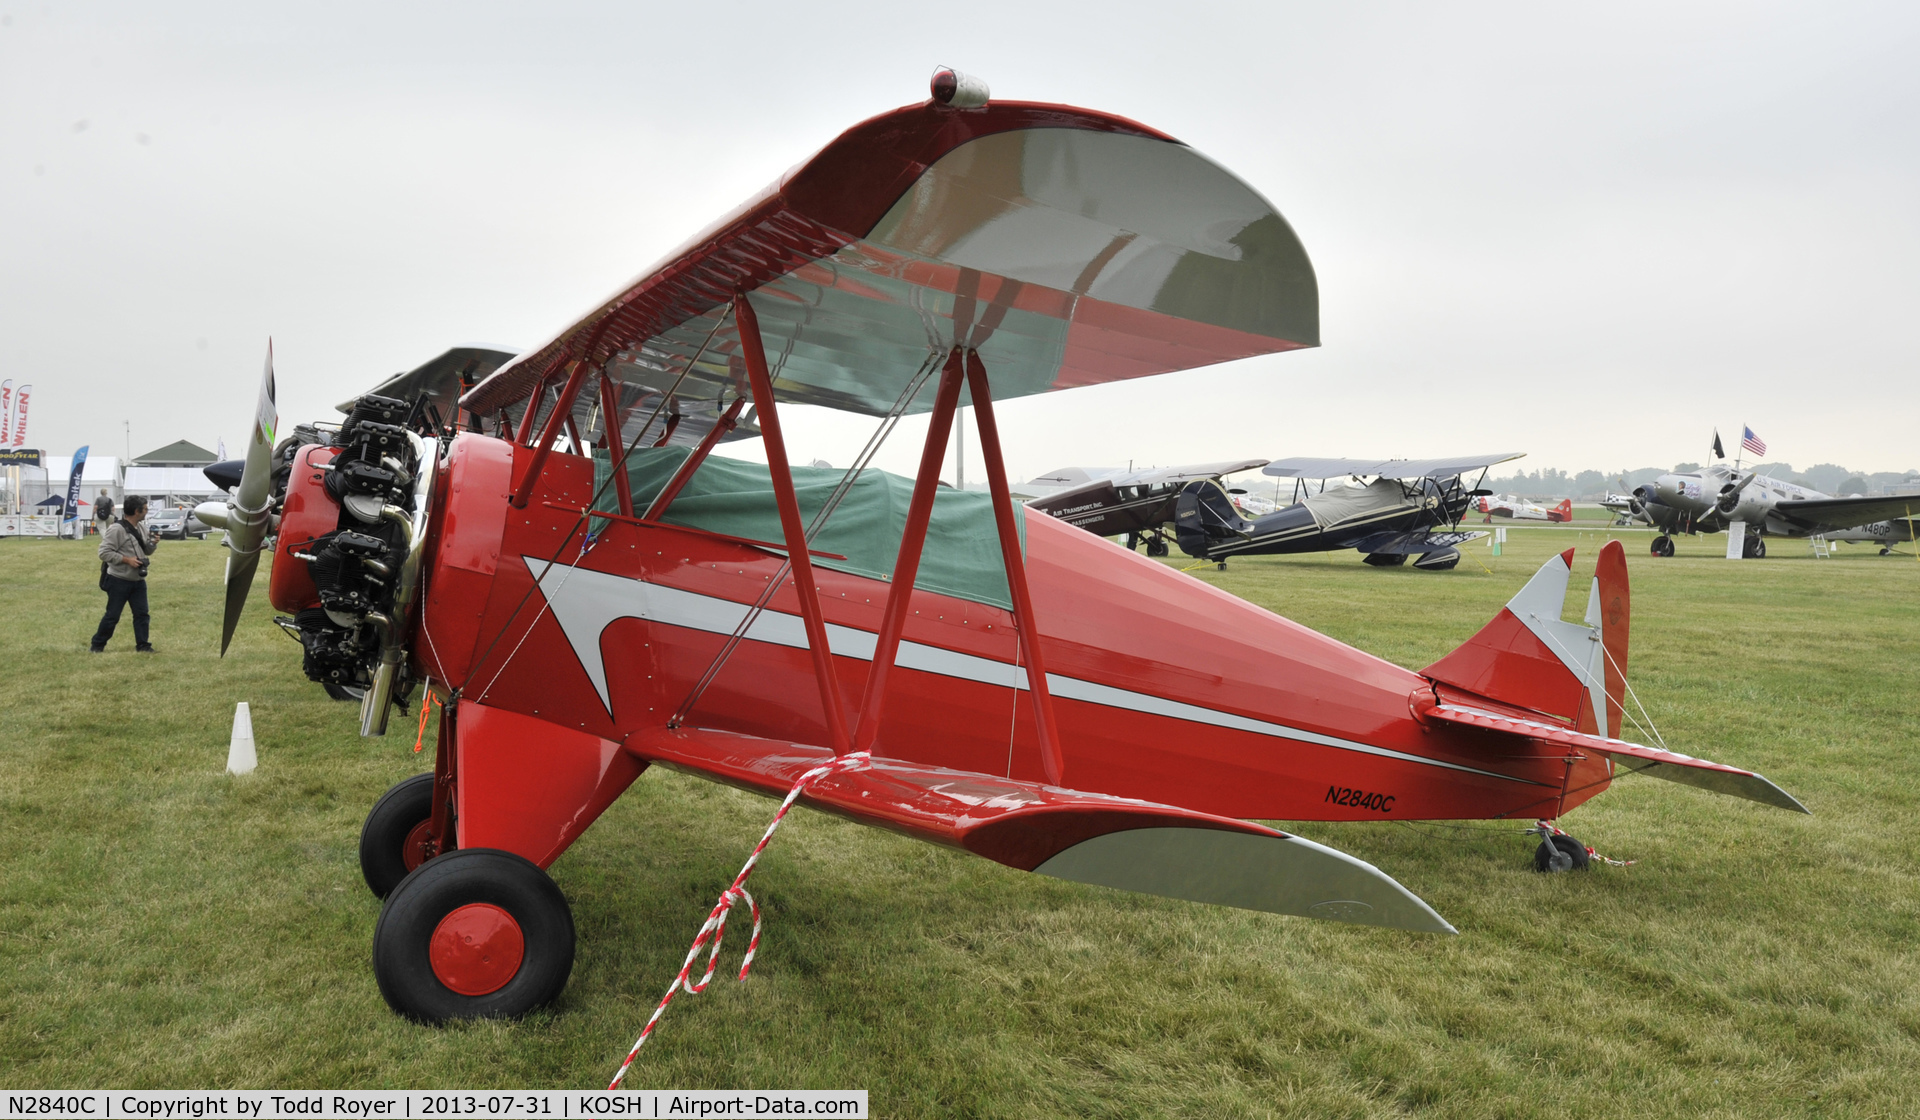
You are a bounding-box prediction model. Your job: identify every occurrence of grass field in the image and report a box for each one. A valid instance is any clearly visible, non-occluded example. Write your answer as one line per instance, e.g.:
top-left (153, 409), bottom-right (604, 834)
top-left (3, 528), bottom-right (1917, 1116)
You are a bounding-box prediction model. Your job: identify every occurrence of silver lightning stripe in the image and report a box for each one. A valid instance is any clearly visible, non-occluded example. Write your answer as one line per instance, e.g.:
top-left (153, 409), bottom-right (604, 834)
top-left (522, 558), bottom-right (1532, 784)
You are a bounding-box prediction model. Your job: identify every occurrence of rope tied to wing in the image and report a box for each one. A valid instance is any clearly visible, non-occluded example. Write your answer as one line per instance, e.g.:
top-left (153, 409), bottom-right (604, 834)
top-left (607, 750), bottom-right (872, 1089)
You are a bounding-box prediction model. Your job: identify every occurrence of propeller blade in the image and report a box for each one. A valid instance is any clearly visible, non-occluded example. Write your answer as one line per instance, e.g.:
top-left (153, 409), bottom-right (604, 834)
top-left (220, 341), bottom-right (279, 655)
top-left (1715, 468), bottom-right (1762, 517)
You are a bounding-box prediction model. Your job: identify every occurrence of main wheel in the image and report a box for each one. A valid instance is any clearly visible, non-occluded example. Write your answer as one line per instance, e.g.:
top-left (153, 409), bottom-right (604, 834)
top-left (1651, 535), bottom-right (1671, 557)
top-left (1146, 538), bottom-right (1169, 557)
top-left (373, 848), bottom-right (575, 1022)
top-left (1882, 547), bottom-right (1894, 556)
top-left (1754, 539), bottom-right (1766, 558)
top-left (360, 773), bottom-right (440, 898)
top-left (1533, 834), bottom-right (1591, 873)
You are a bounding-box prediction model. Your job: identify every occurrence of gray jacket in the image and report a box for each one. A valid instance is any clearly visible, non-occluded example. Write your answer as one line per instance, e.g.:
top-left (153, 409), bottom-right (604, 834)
top-left (98, 520), bottom-right (157, 582)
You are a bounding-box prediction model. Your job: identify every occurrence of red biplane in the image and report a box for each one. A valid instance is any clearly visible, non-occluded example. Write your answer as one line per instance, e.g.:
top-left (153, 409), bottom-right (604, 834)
top-left (204, 72), bottom-right (1806, 1023)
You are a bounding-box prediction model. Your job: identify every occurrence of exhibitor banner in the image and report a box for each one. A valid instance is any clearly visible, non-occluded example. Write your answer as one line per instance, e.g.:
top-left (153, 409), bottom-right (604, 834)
top-left (12, 382), bottom-right (29, 447)
top-left (64, 445), bottom-right (88, 522)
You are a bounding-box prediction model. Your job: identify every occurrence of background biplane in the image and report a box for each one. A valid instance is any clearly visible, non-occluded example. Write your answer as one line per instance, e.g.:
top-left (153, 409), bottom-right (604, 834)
top-left (1025, 459), bottom-right (1269, 555)
top-left (200, 73), bottom-right (1805, 1025)
top-left (1173, 453), bottom-right (1523, 570)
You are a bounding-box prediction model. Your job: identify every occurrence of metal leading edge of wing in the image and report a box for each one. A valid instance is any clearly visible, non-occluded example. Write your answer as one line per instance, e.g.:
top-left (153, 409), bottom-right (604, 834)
top-left (627, 726), bottom-right (1455, 934)
top-left (460, 100), bottom-right (1319, 427)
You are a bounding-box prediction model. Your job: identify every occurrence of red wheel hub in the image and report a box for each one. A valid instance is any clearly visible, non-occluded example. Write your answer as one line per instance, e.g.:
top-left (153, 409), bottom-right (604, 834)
top-left (429, 903), bottom-right (525, 996)
top-left (402, 820), bottom-right (436, 872)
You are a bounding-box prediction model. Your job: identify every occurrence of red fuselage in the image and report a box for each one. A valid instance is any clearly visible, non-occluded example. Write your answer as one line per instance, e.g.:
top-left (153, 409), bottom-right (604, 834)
top-left (345, 434), bottom-right (1606, 867)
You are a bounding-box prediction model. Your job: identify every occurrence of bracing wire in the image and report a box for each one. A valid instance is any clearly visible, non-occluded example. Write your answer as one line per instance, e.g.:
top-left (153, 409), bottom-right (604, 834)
top-left (668, 350), bottom-right (944, 728)
top-left (464, 306), bottom-right (736, 696)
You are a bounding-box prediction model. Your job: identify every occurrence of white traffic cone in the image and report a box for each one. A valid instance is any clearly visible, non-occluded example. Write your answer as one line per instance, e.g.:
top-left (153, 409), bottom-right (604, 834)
top-left (227, 702), bottom-right (257, 775)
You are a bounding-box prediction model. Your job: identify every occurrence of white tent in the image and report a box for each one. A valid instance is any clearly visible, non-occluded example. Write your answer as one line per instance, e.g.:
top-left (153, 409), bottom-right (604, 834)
top-left (124, 466), bottom-right (223, 505)
top-left (40, 454), bottom-right (124, 499)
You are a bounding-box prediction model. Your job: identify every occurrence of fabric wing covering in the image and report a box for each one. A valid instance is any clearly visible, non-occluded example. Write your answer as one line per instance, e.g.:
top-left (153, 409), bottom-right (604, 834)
top-left (596, 448), bottom-right (1023, 610)
top-left (460, 100), bottom-right (1320, 442)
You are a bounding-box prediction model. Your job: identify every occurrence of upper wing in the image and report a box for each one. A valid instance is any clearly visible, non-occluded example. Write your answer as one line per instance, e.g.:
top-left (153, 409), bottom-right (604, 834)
top-left (629, 726), bottom-right (1453, 934)
top-left (1118, 459), bottom-right (1271, 487)
top-left (335, 346), bottom-right (519, 418)
top-left (460, 100), bottom-right (1319, 436)
top-left (1767, 494), bottom-right (1920, 535)
top-left (1263, 452), bottom-right (1525, 480)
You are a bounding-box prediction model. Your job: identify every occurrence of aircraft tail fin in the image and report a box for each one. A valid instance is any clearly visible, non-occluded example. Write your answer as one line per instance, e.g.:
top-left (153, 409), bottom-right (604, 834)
top-left (1420, 541), bottom-right (1629, 736)
top-left (1552, 498), bottom-right (1573, 522)
top-left (1173, 479), bottom-right (1252, 558)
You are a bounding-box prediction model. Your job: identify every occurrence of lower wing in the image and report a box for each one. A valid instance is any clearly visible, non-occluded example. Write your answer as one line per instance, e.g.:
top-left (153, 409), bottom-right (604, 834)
top-left (627, 726), bottom-right (1455, 934)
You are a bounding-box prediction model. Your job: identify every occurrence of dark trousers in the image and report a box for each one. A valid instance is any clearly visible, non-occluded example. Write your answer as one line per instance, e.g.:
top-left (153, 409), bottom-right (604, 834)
top-left (92, 577), bottom-right (150, 650)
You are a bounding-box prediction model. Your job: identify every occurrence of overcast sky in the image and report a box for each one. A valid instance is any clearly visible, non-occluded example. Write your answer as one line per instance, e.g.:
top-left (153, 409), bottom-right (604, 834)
top-left (4, 1), bottom-right (1917, 483)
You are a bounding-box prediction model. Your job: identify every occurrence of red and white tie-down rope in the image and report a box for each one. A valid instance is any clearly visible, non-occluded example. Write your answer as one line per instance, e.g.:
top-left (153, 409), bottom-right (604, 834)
top-left (607, 751), bottom-right (872, 1090)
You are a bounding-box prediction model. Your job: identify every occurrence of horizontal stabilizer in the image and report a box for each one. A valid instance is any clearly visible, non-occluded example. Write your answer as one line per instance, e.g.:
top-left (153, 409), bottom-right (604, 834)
top-left (628, 727), bottom-right (1454, 933)
top-left (1426, 703), bottom-right (1808, 814)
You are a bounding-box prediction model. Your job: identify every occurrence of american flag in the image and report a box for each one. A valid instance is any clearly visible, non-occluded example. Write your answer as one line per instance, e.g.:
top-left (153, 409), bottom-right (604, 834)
top-left (1742, 426), bottom-right (1766, 457)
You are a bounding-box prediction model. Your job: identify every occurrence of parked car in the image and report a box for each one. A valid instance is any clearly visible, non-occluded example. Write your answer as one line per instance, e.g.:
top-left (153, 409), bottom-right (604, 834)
top-left (145, 507), bottom-right (211, 540)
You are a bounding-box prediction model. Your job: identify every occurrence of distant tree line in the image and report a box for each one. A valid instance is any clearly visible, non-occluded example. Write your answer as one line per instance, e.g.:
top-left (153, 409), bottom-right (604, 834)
top-left (1480, 463), bottom-right (1920, 500)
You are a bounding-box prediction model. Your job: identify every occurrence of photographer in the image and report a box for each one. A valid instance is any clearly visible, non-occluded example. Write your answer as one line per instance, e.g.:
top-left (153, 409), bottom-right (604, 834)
top-left (91, 494), bottom-right (158, 654)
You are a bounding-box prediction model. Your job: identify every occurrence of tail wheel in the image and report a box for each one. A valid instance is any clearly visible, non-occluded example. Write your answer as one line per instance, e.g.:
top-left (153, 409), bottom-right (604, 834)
top-left (360, 773), bottom-right (442, 898)
top-left (373, 848), bottom-right (575, 1022)
top-left (1533, 834), bottom-right (1591, 873)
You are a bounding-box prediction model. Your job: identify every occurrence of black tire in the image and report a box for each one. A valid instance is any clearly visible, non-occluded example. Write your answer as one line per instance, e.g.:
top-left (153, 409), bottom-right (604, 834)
top-left (1363, 552), bottom-right (1408, 567)
top-left (373, 848), bottom-right (575, 1022)
top-left (1651, 535), bottom-right (1670, 557)
top-left (1754, 539), bottom-right (1766, 559)
top-left (1533, 834), bottom-right (1591, 873)
top-left (360, 773), bottom-right (438, 898)
top-left (1146, 539), bottom-right (1169, 558)
top-left (1882, 547), bottom-right (1893, 556)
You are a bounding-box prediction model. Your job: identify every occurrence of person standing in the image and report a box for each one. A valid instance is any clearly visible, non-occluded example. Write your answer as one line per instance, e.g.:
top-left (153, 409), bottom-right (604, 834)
top-left (92, 494), bottom-right (157, 653)
top-left (92, 490), bottom-right (114, 537)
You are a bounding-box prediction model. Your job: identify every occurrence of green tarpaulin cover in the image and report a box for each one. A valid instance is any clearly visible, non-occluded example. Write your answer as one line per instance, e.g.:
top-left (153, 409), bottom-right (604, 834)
top-left (594, 448), bottom-right (1024, 610)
